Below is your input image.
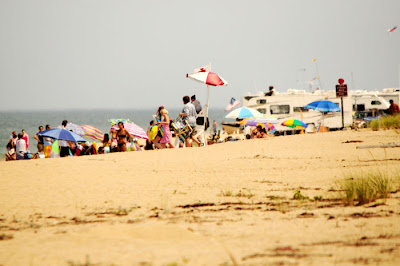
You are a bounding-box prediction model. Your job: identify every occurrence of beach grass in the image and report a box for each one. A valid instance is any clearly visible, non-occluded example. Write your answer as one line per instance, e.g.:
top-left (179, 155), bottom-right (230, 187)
top-left (370, 115), bottom-right (400, 130)
top-left (339, 170), bottom-right (397, 205)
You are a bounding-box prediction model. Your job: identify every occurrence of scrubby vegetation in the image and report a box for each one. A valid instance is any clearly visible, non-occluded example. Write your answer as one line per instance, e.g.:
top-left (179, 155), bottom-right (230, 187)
top-left (370, 115), bottom-right (400, 130)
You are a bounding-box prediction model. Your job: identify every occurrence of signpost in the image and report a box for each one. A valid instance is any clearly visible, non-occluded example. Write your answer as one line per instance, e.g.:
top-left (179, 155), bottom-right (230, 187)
top-left (336, 79), bottom-right (347, 129)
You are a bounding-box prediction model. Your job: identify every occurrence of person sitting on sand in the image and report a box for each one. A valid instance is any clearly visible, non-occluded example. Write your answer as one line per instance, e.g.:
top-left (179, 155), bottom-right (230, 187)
top-left (5, 141), bottom-right (16, 161)
top-left (117, 122), bottom-right (132, 152)
top-left (250, 126), bottom-right (258, 139)
top-left (256, 124), bottom-right (268, 138)
top-left (102, 133), bottom-right (111, 153)
top-left (9, 131), bottom-right (17, 149)
top-left (15, 133), bottom-right (27, 160)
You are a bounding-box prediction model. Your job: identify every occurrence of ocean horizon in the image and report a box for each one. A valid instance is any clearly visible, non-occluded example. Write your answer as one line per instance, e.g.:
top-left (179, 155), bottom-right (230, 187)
top-left (0, 108), bottom-right (231, 160)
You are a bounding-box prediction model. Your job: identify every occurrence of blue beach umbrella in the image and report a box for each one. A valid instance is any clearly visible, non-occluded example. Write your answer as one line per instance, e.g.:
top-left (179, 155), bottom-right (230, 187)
top-left (225, 107), bottom-right (263, 119)
top-left (304, 100), bottom-right (341, 113)
top-left (304, 100), bottom-right (341, 132)
top-left (38, 128), bottom-right (87, 142)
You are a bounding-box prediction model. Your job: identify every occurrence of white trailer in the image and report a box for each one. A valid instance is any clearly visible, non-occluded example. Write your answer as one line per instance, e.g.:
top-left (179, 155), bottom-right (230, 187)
top-left (242, 89), bottom-right (352, 133)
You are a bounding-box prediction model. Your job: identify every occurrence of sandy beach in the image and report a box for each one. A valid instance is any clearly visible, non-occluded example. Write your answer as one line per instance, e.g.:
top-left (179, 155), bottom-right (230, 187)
top-left (1, 129), bottom-right (400, 265)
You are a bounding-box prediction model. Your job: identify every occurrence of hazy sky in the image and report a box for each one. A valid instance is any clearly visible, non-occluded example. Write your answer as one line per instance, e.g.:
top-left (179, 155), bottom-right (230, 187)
top-left (0, 0), bottom-right (399, 111)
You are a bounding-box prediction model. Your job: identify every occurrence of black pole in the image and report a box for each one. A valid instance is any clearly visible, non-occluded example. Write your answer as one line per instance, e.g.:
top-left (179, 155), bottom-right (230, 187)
top-left (341, 97), bottom-right (344, 129)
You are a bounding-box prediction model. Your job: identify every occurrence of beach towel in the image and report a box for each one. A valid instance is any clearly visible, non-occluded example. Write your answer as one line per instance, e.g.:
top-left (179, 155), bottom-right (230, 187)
top-left (50, 140), bottom-right (60, 158)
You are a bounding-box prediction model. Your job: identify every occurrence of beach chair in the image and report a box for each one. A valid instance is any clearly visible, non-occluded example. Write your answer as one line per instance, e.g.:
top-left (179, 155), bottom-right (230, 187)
top-left (171, 116), bottom-right (192, 148)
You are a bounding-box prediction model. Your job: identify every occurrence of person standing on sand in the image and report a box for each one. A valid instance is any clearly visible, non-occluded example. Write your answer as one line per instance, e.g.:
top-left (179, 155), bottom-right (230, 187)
top-left (59, 120), bottom-right (71, 157)
top-left (21, 129), bottom-right (29, 150)
top-left (180, 95), bottom-right (201, 147)
top-left (43, 125), bottom-right (53, 158)
top-left (116, 122), bottom-right (132, 152)
top-left (34, 126), bottom-right (44, 153)
top-left (388, 99), bottom-right (400, 115)
top-left (159, 108), bottom-right (174, 148)
top-left (191, 95), bottom-right (202, 114)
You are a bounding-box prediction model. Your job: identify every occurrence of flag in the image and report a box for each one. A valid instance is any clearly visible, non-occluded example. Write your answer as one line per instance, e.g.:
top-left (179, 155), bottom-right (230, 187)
top-left (193, 64), bottom-right (211, 73)
top-left (225, 97), bottom-right (240, 111)
top-left (388, 26), bottom-right (397, 33)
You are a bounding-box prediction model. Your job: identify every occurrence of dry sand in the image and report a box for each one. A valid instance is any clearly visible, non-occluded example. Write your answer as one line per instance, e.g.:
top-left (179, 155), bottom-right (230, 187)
top-left (1, 129), bottom-right (400, 265)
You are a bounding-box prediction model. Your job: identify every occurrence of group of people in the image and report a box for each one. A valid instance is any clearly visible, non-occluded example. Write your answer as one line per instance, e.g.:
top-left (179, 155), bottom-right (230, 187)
top-left (244, 124), bottom-right (270, 139)
top-left (4, 94), bottom-right (213, 161)
top-left (145, 95), bottom-right (203, 150)
top-left (6, 126), bottom-right (53, 161)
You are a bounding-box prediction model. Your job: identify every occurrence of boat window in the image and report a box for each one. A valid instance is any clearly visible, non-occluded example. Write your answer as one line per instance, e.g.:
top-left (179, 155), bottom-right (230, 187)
top-left (270, 105), bottom-right (290, 114)
top-left (257, 108), bottom-right (266, 114)
top-left (244, 96), bottom-right (254, 101)
top-left (256, 99), bottom-right (267, 104)
top-left (371, 100), bottom-right (381, 105)
top-left (293, 107), bottom-right (309, 113)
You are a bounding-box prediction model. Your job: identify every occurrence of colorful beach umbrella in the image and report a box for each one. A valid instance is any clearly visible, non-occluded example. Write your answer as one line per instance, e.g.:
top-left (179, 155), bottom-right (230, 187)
top-left (65, 123), bottom-right (85, 136)
top-left (80, 125), bottom-right (104, 141)
top-left (111, 122), bottom-right (149, 140)
top-left (38, 128), bottom-right (87, 142)
top-left (304, 100), bottom-right (340, 113)
top-left (109, 118), bottom-right (131, 126)
top-left (225, 107), bottom-right (263, 119)
top-left (281, 119), bottom-right (308, 129)
top-left (240, 116), bottom-right (278, 126)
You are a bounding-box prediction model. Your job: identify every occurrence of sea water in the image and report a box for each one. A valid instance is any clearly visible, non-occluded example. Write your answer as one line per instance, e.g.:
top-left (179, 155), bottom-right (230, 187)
top-left (0, 108), bottom-right (230, 160)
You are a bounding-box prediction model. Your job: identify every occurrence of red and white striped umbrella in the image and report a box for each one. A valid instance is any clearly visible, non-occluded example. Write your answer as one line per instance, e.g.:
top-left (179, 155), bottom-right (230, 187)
top-left (186, 68), bottom-right (227, 86)
top-left (111, 122), bottom-right (148, 140)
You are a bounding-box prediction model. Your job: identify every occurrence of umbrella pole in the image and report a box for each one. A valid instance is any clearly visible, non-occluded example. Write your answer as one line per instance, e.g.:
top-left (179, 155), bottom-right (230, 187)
top-left (203, 85), bottom-right (210, 146)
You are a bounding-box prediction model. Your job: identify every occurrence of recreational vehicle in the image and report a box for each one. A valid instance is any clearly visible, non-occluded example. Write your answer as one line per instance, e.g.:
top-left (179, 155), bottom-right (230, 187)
top-left (221, 88), bottom-right (399, 134)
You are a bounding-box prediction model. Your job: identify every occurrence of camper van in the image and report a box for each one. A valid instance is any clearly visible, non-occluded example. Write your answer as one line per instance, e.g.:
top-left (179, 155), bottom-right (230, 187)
top-left (221, 88), bottom-right (400, 135)
top-left (241, 89), bottom-right (352, 133)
